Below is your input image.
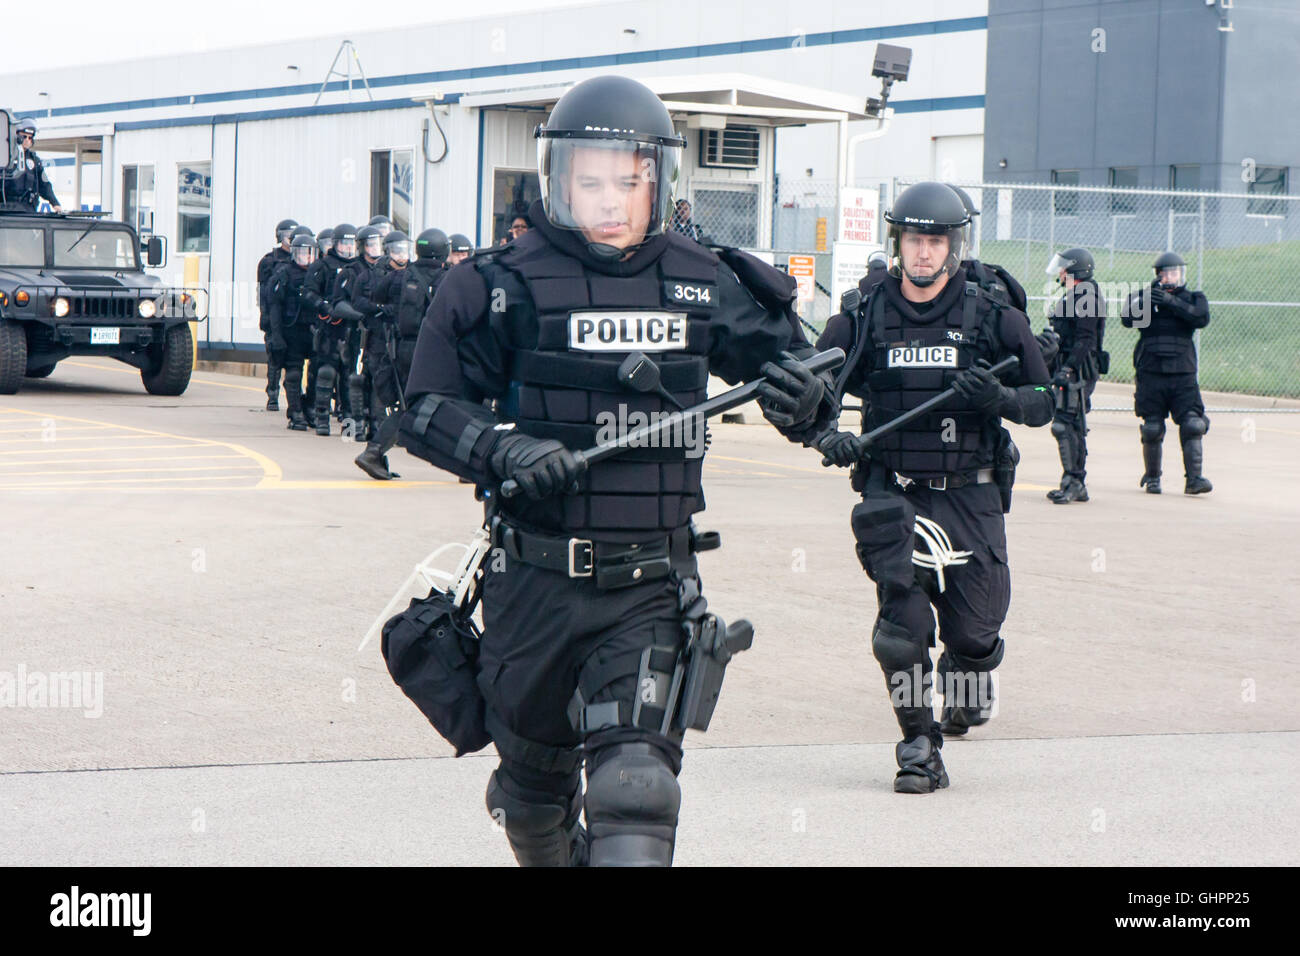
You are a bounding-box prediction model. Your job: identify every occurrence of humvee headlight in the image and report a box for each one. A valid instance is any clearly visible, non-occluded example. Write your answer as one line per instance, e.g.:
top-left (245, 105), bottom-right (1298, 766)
top-left (138, 298), bottom-right (157, 318)
top-left (53, 297), bottom-right (70, 318)
top-left (15, 290), bottom-right (30, 306)
top-left (0, 292), bottom-right (7, 307)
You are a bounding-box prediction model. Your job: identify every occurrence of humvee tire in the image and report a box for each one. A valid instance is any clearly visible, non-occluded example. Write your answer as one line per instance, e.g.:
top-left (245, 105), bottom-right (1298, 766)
top-left (142, 323), bottom-right (193, 396)
top-left (0, 319), bottom-right (27, 394)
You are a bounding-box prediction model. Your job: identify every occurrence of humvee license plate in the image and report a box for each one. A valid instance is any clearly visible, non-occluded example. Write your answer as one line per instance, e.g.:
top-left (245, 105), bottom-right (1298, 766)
top-left (90, 328), bottom-right (120, 345)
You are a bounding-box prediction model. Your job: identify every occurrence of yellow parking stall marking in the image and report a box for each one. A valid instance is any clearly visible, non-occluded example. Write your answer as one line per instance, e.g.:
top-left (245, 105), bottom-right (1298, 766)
top-left (269, 480), bottom-right (454, 490)
top-left (0, 433), bottom-right (191, 445)
top-left (0, 424), bottom-right (115, 435)
top-left (62, 359), bottom-right (272, 395)
top-left (0, 406), bottom-right (280, 486)
top-left (0, 464), bottom-right (264, 479)
top-left (0, 453), bottom-right (245, 468)
top-left (0, 474), bottom-right (263, 491)
top-left (0, 441), bottom-right (208, 457)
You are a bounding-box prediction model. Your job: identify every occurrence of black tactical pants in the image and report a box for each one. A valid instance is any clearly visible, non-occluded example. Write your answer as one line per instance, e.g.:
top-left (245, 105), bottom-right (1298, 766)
top-left (856, 480), bottom-right (1010, 745)
top-left (479, 547), bottom-right (697, 865)
top-left (1052, 375), bottom-right (1097, 481)
top-left (1134, 371), bottom-right (1205, 425)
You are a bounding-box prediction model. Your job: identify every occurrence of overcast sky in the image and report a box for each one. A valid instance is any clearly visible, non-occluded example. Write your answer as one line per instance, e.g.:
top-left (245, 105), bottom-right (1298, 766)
top-left (0, 0), bottom-right (600, 76)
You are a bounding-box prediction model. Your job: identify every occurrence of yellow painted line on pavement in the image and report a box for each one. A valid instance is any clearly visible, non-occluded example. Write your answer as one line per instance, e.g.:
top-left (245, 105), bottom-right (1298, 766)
top-left (0, 441), bottom-right (206, 457)
top-left (0, 424), bottom-right (114, 434)
top-left (0, 464), bottom-right (264, 478)
top-left (0, 433), bottom-right (178, 445)
top-left (0, 474), bottom-right (261, 490)
top-left (62, 359), bottom-right (270, 394)
top-left (0, 453), bottom-right (245, 467)
top-left (270, 479), bottom-right (453, 490)
top-left (0, 406), bottom-right (281, 487)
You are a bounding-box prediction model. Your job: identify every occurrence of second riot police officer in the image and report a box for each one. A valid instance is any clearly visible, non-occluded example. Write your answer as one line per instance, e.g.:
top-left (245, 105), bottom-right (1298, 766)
top-left (1044, 247), bottom-right (1107, 503)
top-left (814, 182), bottom-right (1053, 793)
top-left (267, 234), bottom-right (319, 430)
top-left (1121, 252), bottom-right (1212, 495)
top-left (257, 218), bottom-right (298, 410)
top-left (398, 75), bottom-right (832, 866)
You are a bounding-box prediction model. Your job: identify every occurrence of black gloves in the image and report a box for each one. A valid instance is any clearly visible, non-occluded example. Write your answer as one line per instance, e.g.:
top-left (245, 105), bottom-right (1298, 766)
top-left (1035, 329), bottom-right (1060, 365)
top-left (489, 433), bottom-right (582, 500)
top-left (952, 358), bottom-right (1004, 413)
top-left (815, 429), bottom-right (863, 468)
top-left (1149, 286), bottom-right (1171, 308)
top-left (756, 351), bottom-right (825, 429)
top-left (1052, 367), bottom-right (1074, 387)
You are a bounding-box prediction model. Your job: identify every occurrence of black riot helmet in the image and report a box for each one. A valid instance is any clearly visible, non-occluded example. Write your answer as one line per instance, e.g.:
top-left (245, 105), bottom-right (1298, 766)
top-left (356, 225), bottom-right (383, 260)
top-left (384, 230), bottom-right (412, 265)
top-left (415, 228), bottom-right (450, 262)
top-left (946, 184), bottom-right (980, 219)
top-left (883, 182), bottom-right (971, 287)
top-left (15, 118), bottom-right (37, 141)
top-left (333, 222), bottom-right (358, 260)
top-left (448, 234), bottom-right (473, 253)
top-left (535, 75), bottom-right (686, 259)
top-left (1047, 247), bottom-right (1095, 285)
top-left (1154, 251), bottom-right (1187, 290)
top-left (291, 225), bottom-right (313, 239)
top-left (275, 218), bottom-right (299, 245)
top-left (368, 215), bottom-right (393, 238)
top-left (290, 233), bottom-right (318, 268)
top-left (316, 227), bottom-right (335, 256)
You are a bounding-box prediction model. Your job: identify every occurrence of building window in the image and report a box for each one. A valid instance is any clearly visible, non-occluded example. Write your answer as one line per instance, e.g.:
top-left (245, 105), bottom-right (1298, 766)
top-left (1108, 167), bottom-right (1138, 214)
top-left (1247, 166), bottom-right (1288, 217)
top-left (692, 184), bottom-right (760, 248)
top-left (1170, 165), bottom-right (1199, 213)
top-left (1051, 170), bottom-right (1079, 216)
top-left (122, 164), bottom-right (155, 237)
top-left (176, 162), bottom-right (211, 253)
top-left (491, 169), bottom-right (539, 245)
top-left (370, 149), bottom-right (415, 235)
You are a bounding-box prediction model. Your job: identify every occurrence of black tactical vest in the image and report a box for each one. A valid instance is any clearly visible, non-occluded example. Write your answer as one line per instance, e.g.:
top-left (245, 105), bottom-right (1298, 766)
top-left (398, 262), bottom-right (444, 341)
top-left (1050, 279), bottom-right (1105, 361)
top-left (475, 232), bottom-right (720, 534)
top-left (278, 264), bottom-right (308, 326)
top-left (1134, 286), bottom-right (1200, 375)
top-left (863, 280), bottom-right (1001, 479)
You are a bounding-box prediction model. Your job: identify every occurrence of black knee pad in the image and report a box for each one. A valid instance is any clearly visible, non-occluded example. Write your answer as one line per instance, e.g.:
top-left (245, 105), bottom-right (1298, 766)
top-left (1050, 420), bottom-right (1069, 439)
top-left (315, 364), bottom-right (336, 394)
top-left (584, 742), bottom-right (680, 867)
top-left (1179, 415), bottom-right (1208, 441)
top-left (486, 769), bottom-right (582, 867)
top-left (939, 636), bottom-right (1005, 674)
top-left (871, 618), bottom-right (926, 672)
top-left (1140, 418), bottom-right (1165, 444)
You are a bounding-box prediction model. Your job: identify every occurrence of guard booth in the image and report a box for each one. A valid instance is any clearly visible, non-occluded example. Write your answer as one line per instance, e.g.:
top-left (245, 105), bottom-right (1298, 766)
top-left (14, 124), bottom-right (115, 213)
top-left (448, 74), bottom-right (869, 253)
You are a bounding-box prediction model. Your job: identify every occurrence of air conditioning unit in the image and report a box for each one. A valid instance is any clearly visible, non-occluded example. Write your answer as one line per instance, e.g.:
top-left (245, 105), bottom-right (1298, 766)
top-left (700, 126), bottom-right (760, 170)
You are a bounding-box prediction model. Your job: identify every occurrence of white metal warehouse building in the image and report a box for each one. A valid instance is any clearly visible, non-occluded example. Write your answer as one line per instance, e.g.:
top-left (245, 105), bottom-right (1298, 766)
top-left (3, 0), bottom-right (989, 354)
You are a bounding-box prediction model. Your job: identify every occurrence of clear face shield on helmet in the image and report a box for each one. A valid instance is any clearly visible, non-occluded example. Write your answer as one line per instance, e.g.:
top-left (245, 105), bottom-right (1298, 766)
top-left (386, 239), bottom-right (412, 265)
top-left (277, 227), bottom-right (295, 246)
top-left (293, 245), bottom-right (317, 268)
top-left (1157, 266), bottom-right (1186, 289)
top-left (373, 221), bottom-right (392, 238)
top-left (1046, 251), bottom-right (1078, 286)
top-left (537, 135), bottom-right (682, 253)
top-left (887, 222), bottom-right (967, 288)
top-left (335, 238), bottom-right (357, 260)
top-left (319, 237), bottom-right (334, 256)
top-left (362, 236), bottom-right (384, 260)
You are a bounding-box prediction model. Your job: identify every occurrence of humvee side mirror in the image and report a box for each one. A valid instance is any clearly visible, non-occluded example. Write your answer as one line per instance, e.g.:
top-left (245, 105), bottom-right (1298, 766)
top-left (146, 235), bottom-right (167, 268)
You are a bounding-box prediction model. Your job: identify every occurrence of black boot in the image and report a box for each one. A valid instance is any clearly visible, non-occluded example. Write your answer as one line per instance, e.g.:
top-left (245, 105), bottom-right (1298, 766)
top-left (893, 736), bottom-right (949, 794)
top-left (938, 641), bottom-right (1003, 736)
top-left (1182, 438), bottom-right (1213, 495)
top-left (1049, 477), bottom-right (1088, 503)
top-left (265, 361), bottom-right (280, 412)
top-left (354, 443), bottom-right (395, 480)
top-left (284, 374), bottom-right (308, 430)
top-left (1140, 438), bottom-right (1162, 494)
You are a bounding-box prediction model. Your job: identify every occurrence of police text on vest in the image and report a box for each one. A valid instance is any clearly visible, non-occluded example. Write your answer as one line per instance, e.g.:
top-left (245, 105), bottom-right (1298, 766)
top-left (887, 345), bottom-right (958, 368)
top-left (570, 312), bottom-right (687, 352)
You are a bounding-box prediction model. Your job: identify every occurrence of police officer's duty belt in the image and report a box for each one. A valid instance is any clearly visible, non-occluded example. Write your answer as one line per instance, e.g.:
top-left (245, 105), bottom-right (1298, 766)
top-left (894, 467), bottom-right (995, 492)
top-left (492, 520), bottom-right (718, 588)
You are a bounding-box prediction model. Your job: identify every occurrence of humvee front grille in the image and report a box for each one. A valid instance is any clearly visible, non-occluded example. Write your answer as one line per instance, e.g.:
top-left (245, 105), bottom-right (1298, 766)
top-left (70, 297), bottom-right (136, 319)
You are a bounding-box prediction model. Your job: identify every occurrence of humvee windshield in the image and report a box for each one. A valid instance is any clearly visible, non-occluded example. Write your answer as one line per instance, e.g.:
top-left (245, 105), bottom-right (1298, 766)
top-left (53, 225), bottom-right (139, 270)
top-left (0, 226), bottom-right (44, 267)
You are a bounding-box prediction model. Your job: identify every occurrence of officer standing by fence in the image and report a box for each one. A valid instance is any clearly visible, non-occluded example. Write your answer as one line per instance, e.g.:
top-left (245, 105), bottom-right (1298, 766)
top-left (1121, 252), bottom-right (1212, 495)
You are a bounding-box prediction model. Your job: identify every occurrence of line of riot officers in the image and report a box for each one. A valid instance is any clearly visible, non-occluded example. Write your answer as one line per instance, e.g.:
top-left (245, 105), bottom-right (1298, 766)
top-left (258, 215), bottom-right (475, 479)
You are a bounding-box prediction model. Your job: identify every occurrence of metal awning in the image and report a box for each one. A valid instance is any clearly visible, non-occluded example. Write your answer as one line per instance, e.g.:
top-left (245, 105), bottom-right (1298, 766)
top-left (416, 73), bottom-right (870, 126)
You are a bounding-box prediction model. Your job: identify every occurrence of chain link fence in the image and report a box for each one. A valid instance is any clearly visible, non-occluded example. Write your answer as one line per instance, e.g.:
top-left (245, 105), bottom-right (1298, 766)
top-left (899, 180), bottom-right (1300, 408)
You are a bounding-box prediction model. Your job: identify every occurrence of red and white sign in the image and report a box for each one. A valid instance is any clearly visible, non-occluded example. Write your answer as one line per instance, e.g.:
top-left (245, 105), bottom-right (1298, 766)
top-left (837, 187), bottom-right (879, 245)
top-left (787, 254), bottom-right (816, 304)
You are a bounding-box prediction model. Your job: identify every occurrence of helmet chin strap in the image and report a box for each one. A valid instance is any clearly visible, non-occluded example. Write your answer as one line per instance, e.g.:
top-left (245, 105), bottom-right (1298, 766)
top-left (905, 264), bottom-right (947, 288)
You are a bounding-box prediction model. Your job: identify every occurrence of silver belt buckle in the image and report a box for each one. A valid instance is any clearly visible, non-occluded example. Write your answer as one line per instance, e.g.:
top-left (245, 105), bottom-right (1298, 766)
top-left (568, 538), bottom-right (594, 577)
top-left (928, 476), bottom-right (949, 491)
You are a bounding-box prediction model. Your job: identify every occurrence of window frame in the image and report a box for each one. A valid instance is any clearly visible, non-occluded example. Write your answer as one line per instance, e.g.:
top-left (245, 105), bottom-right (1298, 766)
top-left (1050, 169), bottom-right (1080, 217)
top-left (175, 160), bottom-right (212, 255)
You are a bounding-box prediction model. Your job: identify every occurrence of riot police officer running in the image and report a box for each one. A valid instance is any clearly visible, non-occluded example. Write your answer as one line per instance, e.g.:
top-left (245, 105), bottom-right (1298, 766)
top-left (257, 218), bottom-right (298, 410)
top-left (814, 182), bottom-right (1053, 793)
top-left (1044, 248), bottom-right (1106, 503)
top-left (268, 234), bottom-right (319, 430)
top-left (398, 75), bottom-right (832, 865)
top-left (1121, 252), bottom-right (1212, 495)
